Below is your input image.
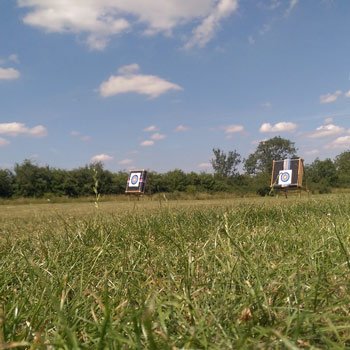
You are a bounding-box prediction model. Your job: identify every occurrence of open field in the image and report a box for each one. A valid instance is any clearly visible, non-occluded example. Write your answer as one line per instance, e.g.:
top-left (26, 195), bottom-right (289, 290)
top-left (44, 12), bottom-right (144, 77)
top-left (1, 195), bottom-right (350, 349)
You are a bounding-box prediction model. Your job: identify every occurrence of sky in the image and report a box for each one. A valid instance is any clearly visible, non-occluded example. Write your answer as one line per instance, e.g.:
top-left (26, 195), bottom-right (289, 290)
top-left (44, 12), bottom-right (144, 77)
top-left (1, 0), bottom-right (350, 173)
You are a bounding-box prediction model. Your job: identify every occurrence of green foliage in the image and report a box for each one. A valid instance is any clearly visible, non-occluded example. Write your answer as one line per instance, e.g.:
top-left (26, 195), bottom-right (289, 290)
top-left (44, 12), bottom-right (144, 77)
top-left (334, 150), bottom-right (350, 186)
top-left (0, 169), bottom-right (14, 197)
top-left (3, 144), bottom-right (350, 198)
top-left (244, 136), bottom-right (297, 175)
top-left (112, 171), bottom-right (128, 194)
top-left (14, 159), bottom-right (51, 197)
top-left (305, 158), bottom-right (338, 193)
top-left (211, 148), bottom-right (241, 177)
top-left (163, 169), bottom-right (188, 192)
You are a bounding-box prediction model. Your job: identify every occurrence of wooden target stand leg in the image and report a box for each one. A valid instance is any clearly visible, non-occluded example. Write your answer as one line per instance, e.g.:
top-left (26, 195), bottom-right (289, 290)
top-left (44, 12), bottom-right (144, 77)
top-left (127, 193), bottom-right (142, 211)
top-left (271, 186), bottom-right (309, 199)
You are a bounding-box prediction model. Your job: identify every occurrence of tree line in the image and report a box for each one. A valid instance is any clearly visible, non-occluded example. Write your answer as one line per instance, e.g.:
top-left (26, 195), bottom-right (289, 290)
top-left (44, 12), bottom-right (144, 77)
top-left (0, 136), bottom-right (349, 198)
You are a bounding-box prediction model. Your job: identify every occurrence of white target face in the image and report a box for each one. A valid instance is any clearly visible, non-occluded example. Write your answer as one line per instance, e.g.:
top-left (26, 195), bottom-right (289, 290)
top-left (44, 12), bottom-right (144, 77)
top-left (128, 172), bottom-right (141, 187)
top-left (278, 170), bottom-right (292, 186)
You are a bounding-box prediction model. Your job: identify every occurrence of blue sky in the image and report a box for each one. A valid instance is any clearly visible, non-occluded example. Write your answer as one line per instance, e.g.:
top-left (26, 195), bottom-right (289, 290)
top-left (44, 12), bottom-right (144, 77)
top-left (1, 0), bottom-right (350, 172)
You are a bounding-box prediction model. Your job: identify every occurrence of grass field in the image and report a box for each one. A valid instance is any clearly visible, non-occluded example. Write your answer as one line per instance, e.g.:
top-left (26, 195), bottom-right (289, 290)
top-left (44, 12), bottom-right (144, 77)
top-left (1, 194), bottom-right (350, 349)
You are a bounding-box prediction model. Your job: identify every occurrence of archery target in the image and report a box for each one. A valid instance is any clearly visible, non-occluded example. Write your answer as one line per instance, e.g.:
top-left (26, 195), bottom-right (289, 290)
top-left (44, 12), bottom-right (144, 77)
top-left (278, 170), bottom-right (292, 186)
top-left (128, 172), bottom-right (141, 187)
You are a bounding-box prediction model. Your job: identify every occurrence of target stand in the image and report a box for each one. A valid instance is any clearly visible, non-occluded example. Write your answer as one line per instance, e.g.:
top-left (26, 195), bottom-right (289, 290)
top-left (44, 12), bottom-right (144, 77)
top-left (270, 158), bottom-right (308, 197)
top-left (125, 170), bottom-right (148, 202)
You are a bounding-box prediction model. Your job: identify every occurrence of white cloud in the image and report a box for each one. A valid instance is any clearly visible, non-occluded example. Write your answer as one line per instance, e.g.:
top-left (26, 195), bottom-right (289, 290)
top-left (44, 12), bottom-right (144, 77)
top-left (144, 125), bottom-right (158, 132)
top-left (0, 122), bottom-right (47, 137)
top-left (140, 140), bottom-right (154, 147)
top-left (185, 0), bottom-right (239, 49)
top-left (18, 0), bottom-right (239, 50)
top-left (320, 90), bottom-right (342, 104)
top-left (345, 90), bottom-right (350, 98)
top-left (150, 132), bottom-right (166, 140)
top-left (99, 64), bottom-right (182, 98)
top-left (91, 153), bottom-right (113, 162)
top-left (198, 162), bottom-right (211, 169)
top-left (224, 124), bottom-right (244, 133)
top-left (259, 122), bottom-right (297, 133)
top-left (325, 136), bottom-right (350, 149)
top-left (0, 137), bottom-right (10, 147)
top-left (118, 158), bottom-right (133, 165)
top-left (175, 124), bottom-right (189, 132)
top-left (0, 67), bottom-right (20, 80)
top-left (308, 123), bottom-right (345, 138)
top-left (324, 117), bottom-right (333, 124)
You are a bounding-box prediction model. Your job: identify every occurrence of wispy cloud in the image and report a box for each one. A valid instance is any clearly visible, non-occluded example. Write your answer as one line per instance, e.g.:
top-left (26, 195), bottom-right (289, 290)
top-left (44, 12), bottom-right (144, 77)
top-left (261, 101), bottom-right (272, 108)
top-left (99, 64), bottom-right (182, 99)
top-left (91, 154), bottom-right (113, 162)
top-left (198, 162), bottom-right (211, 169)
top-left (269, 0), bottom-right (281, 10)
top-left (118, 158), bottom-right (133, 165)
top-left (248, 35), bottom-right (255, 45)
top-left (185, 0), bottom-right (239, 49)
top-left (144, 125), bottom-right (158, 132)
top-left (150, 132), bottom-right (166, 140)
top-left (285, 0), bottom-right (299, 16)
top-left (325, 136), bottom-right (350, 149)
top-left (259, 23), bottom-right (272, 36)
top-left (8, 54), bottom-right (19, 63)
top-left (224, 124), bottom-right (244, 134)
top-left (0, 67), bottom-right (20, 80)
top-left (345, 90), bottom-right (350, 98)
top-left (304, 149), bottom-right (319, 156)
top-left (320, 90), bottom-right (342, 104)
top-left (70, 131), bottom-right (91, 142)
top-left (0, 137), bottom-right (10, 147)
top-left (175, 124), bottom-right (189, 132)
top-left (308, 123), bottom-right (345, 138)
top-left (0, 122), bottom-right (47, 137)
top-left (140, 140), bottom-right (154, 147)
top-left (259, 122), bottom-right (297, 133)
top-left (0, 54), bottom-right (19, 65)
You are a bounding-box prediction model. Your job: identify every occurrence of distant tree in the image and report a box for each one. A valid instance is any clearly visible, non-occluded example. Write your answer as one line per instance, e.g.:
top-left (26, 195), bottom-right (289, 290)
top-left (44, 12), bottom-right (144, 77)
top-left (334, 150), bottom-right (350, 187)
top-left (50, 168), bottom-right (69, 196)
top-left (197, 172), bottom-right (216, 192)
top-left (163, 169), bottom-right (188, 192)
top-left (305, 158), bottom-right (338, 191)
top-left (112, 171), bottom-right (128, 194)
top-left (0, 169), bottom-right (14, 198)
top-left (14, 160), bottom-right (51, 197)
top-left (68, 165), bottom-right (96, 196)
top-left (211, 148), bottom-right (241, 177)
top-left (63, 172), bottom-right (80, 197)
top-left (244, 136), bottom-right (297, 175)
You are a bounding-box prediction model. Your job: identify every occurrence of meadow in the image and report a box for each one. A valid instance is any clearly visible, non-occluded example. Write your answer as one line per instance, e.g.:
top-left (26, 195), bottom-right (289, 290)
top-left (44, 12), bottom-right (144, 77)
top-left (1, 194), bottom-right (350, 349)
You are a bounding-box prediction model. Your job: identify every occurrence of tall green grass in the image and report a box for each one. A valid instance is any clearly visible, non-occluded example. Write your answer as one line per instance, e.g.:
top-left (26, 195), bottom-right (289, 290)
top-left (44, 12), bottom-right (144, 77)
top-left (1, 196), bottom-right (350, 348)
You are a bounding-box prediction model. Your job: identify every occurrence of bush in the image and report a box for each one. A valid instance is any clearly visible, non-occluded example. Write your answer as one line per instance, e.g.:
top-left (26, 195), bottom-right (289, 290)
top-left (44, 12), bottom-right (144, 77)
top-left (256, 186), bottom-right (271, 197)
